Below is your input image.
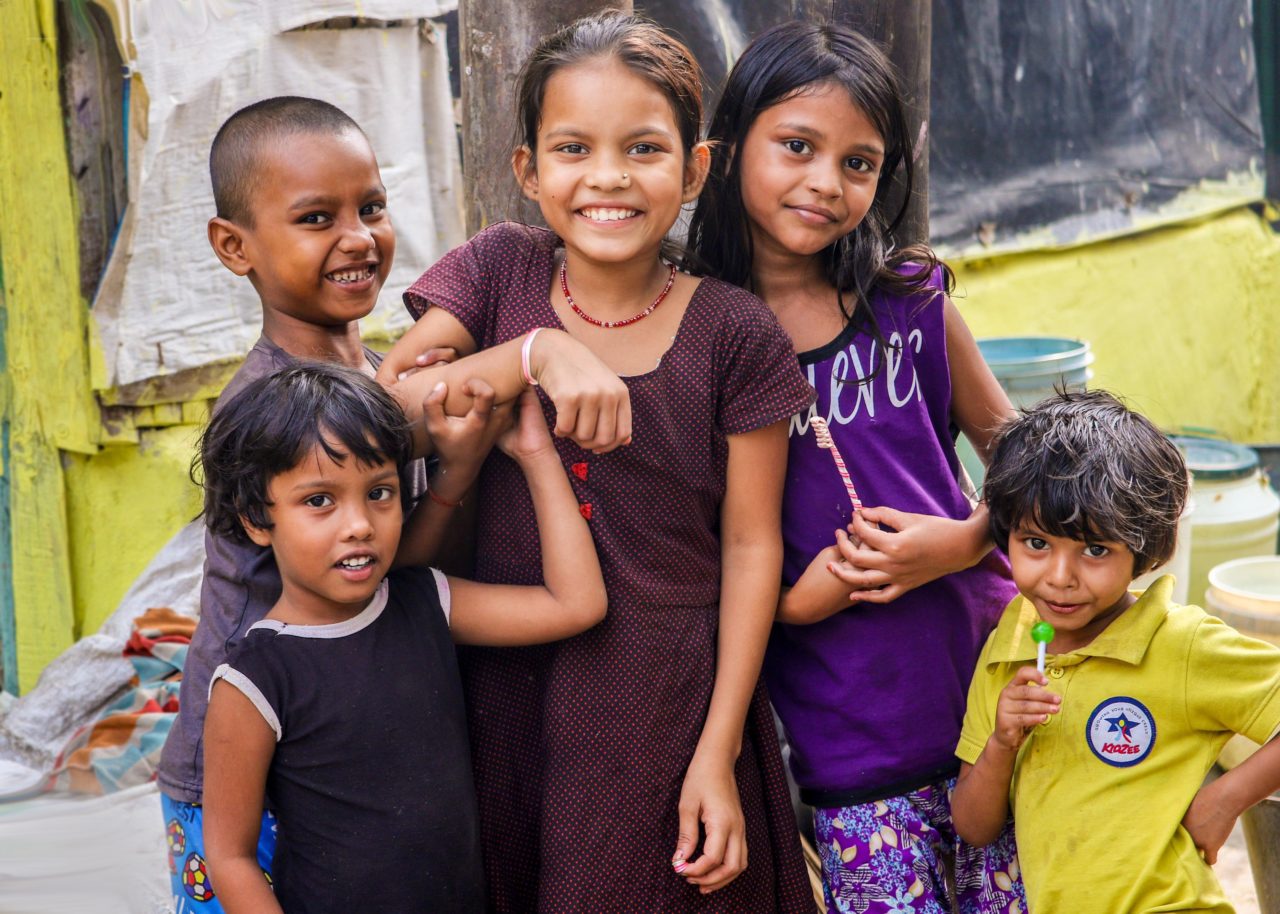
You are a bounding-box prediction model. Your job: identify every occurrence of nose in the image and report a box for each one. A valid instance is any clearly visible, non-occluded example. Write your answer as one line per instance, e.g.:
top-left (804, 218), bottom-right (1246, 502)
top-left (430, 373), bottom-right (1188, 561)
top-left (586, 151), bottom-right (629, 191)
top-left (336, 214), bottom-right (377, 254)
top-left (1044, 552), bottom-right (1076, 589)
top-left (807, 158), bottom-right (842, 199)
top-left (341, 502), bottom-right (375, 541)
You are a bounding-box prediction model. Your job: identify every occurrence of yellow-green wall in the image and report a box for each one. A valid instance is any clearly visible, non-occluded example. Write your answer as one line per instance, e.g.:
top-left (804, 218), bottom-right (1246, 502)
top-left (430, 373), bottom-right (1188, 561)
top-left (953, 207), bottom-right (1280, 443)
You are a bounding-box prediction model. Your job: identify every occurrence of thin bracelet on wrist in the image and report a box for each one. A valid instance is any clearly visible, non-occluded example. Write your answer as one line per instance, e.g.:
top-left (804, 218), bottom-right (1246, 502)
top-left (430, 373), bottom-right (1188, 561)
top-left (521, 328), bottom-right (544, 387)
top-left (426, 488), bottom-right (462, 509)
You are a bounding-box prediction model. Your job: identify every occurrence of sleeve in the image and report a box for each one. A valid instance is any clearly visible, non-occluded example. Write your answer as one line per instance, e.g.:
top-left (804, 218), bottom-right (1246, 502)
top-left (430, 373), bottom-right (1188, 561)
top-left (388, 566), bottom-right (451, 627)
top-left (956, 632), bottom-right (1001, 764)
top-left (714, 288), bottom-right (816, 435)
top-left (1185, 615), bottom-right (1280, 741)
top-left (210, 641), bottom-right (285, 742)
top-left (402, 224), bottom-right (505, 344)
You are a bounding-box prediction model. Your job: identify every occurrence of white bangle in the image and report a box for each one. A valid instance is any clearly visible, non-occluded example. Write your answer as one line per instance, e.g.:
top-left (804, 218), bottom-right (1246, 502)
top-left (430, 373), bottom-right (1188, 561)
top-left (521, 328), bottom-right (544, 387)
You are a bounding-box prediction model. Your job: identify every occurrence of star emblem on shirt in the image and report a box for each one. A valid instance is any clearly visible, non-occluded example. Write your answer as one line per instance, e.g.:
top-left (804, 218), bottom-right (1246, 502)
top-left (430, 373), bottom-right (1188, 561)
top-left (1105, 714), bottom-right (1140, 743)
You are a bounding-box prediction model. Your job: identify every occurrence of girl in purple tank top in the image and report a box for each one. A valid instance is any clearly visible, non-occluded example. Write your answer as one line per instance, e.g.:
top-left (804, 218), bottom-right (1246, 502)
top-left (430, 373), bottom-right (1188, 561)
top-left (690, 22), bottom-right (1027, 914)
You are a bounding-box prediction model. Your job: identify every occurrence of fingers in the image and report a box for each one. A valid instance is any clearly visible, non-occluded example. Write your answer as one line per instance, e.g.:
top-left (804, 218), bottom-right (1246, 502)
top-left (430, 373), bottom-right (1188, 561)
top-left (688, 833), bottom-right (745, 893)
top-left (463, 379), bottom-right (496, 419)
top-left (671, 800), bottom-right (699, 876)
top-left (848, 510), bottom-right (893, 550)
top-left (414, 346), bottom-right (458, 368)
top-left (554, 388), bottom-right (632, 453)
top-left (847, 584), bottom-right (905, 605)
top-left (679, 815), bottom-right (728, 880)
top-left (421, 382), bottom-right (449, 434)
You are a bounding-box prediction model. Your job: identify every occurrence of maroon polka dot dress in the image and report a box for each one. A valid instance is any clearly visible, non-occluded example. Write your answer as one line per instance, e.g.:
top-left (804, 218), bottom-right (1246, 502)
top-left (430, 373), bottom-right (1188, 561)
top-left (405, 223), bottom-right (817, 912)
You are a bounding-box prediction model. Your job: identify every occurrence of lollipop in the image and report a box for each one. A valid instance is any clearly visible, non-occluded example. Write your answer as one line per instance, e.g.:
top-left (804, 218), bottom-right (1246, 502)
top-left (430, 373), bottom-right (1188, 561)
top-left (810, 416), bottom-right (862, 513)
top-left (1031, 620), bottom-right (1055, 674)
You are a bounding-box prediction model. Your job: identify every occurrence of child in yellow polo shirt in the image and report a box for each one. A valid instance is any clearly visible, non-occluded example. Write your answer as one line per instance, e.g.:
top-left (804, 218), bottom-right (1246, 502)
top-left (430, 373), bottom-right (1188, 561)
top-left (951, 390), bottom-right (1280, 914)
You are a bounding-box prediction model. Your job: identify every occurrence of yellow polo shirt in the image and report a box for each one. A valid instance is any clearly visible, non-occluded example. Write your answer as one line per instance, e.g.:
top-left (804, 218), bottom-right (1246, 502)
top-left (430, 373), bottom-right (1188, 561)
top-left (957, 576), bottom-right (1280, 914)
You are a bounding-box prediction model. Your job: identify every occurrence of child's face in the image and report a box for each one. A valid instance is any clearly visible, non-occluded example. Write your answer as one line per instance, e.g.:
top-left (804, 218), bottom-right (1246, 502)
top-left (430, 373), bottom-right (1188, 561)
top-left (737, 83), bottom-right (884, 266)
top-left (1008, 521), bottom-right (1138, 652)
top-left (244, 440), bottom-right (403, 621)
top-left (512, 58), bottom-right (708, 268)
top-left (226, 129), bottom-right (395, 329)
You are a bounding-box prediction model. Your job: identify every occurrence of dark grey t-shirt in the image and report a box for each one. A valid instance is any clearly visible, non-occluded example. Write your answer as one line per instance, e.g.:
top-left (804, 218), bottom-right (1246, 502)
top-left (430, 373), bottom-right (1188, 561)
top-left (156, 337), bottom-right (427, 803)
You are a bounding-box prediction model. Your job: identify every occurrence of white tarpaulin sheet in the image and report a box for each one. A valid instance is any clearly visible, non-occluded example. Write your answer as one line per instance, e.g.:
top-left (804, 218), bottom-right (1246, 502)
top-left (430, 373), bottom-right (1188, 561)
top-left (92, 1), bottom-right (463, 388)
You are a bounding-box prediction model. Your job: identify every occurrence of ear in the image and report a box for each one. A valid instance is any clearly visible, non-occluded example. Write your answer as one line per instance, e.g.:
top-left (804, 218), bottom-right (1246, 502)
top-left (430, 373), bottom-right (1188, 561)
top-left (208, 217), bottom-right (253, 277)
top-left (240, 515), bottom-right (273, 548)
top-left (682, 142), bottom-right (712, 204)
top-left (512, 146), bottom-right (538, 201)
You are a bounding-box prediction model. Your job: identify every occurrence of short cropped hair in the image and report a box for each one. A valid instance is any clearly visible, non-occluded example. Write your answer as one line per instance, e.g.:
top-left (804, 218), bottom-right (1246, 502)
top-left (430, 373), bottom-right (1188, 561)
top-left (984, 389), bottom-right (1188, 575)
top-left (209, 96), bottom-right (363, 225)
top-left (197, 362), bottom-right (414, 545)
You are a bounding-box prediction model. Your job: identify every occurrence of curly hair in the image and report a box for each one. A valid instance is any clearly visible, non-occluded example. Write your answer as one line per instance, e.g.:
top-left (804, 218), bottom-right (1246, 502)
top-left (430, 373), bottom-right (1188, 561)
top-left (195, 362), bottom-right (414, 544)
top-left (984, 389), bottom-right (1188, 574)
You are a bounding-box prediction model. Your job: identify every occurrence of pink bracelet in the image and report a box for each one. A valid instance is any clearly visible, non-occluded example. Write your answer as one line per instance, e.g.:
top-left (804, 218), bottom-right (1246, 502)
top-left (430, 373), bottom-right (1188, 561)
top-left (521, 328), bottom-right (544, 387)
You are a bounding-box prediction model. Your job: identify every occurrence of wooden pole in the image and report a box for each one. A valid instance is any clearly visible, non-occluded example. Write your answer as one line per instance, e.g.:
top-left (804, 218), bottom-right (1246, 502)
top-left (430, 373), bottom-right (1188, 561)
top-left (829, 0), bottom-right (931, 245)
top-left (459, 0), bottom-right (632, 235)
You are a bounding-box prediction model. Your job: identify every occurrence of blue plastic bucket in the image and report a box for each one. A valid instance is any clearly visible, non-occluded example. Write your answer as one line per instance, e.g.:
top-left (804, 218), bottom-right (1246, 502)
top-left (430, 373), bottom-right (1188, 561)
top-left (976, 336), bottom-right (1094, 405)
top-left (959, 337), bottom-right (1094, 486)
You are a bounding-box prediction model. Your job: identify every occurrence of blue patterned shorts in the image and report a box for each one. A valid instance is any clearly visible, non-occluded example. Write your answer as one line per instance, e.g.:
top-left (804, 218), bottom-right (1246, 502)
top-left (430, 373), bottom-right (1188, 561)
top-left (813, 778), bottom-right (1025, 914)
top-left (161, 794), bottom-right (277, 913)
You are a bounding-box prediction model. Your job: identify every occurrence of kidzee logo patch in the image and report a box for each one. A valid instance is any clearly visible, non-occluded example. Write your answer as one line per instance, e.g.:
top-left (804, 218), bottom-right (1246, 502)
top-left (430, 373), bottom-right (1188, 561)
top-left (1086, 697), bottom-right (1156, 767)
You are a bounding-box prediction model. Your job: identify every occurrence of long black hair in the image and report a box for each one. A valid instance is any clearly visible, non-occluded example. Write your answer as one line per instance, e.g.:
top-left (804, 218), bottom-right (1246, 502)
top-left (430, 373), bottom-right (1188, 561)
top-left (687, 21), bottom-right (952, 354)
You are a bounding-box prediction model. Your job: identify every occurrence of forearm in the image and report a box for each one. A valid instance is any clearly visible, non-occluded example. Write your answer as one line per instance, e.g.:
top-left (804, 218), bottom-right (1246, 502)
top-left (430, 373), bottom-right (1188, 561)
top-left (951, 746), bottom-right (1017, 846)
top-left (701, 536), bottom-right (780, 761)
top-left (205, 855), bottom-right (283, 914)
top-left (395, 495), bottom-right (462, 570)
top-left (1212, 735), bottom-right (1280, 820)
top-left (526, 451), bottom-right (606, 617)
top-left (776, 547), bottom-right (852, 624)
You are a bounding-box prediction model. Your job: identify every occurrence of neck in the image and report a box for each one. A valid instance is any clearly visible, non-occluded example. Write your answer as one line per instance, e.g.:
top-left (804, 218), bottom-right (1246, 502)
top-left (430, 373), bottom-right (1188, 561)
top-left (260, 310), bottom-right (369, 370)
top-left (561, 248), bottom-right (671, 320)
top-left (749, 241), bottom-right (831, 312)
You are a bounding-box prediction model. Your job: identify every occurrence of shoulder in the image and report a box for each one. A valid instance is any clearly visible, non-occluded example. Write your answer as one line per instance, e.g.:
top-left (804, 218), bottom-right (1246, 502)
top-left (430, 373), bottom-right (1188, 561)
top-left (870, 262), bottom-right (948, 323)
top-left (469, 221), bottom-right (558, 262)
top-left (215, 340), bottom-right (292, 414)
top-left (693, 276), bottom-right (789, 339)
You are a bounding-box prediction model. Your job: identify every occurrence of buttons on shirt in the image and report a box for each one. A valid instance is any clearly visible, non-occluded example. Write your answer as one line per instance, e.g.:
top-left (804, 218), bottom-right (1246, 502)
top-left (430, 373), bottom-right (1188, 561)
top-left (1049, 666), bottom-right (1065, 679)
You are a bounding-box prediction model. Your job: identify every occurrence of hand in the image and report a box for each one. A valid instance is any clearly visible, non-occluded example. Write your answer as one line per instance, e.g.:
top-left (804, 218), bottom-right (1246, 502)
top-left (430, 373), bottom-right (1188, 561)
top-left (376, 345), bottom-right (458, 385)
top-left (422, 379), bottom-right (512, 501)
top-left (672, 752), bottom-right (747, 894)
top-left (530, 331), bottom-right (632, 454)
top-left (1182, 779), bottom-right (1238, 865)
top-left (498, 390), bottom-right (557, 463)
top-left (992, 666), bottom-right (1060, 753)
top-left (827, 506), bottom-right (990, 603)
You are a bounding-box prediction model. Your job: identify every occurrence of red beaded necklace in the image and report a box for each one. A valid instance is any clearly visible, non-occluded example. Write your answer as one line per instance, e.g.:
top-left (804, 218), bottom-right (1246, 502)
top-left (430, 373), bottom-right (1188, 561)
top-left (560, 259), bottom-right (677, 329)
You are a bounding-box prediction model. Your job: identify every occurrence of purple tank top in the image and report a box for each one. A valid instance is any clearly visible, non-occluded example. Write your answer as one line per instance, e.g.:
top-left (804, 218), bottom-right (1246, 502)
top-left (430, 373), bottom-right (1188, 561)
top-left (763, 271), bottom-right (1016, 804)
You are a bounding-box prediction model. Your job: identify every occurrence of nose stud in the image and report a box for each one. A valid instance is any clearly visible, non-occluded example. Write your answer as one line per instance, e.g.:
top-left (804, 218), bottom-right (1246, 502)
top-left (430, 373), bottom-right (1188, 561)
top-left (620, 172), bottom-right (631, 188)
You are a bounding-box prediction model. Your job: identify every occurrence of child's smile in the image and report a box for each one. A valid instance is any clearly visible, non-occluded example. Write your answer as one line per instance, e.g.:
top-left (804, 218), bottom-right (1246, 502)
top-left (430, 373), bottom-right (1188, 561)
top-left (244, 440), bottom-right (403, 624)
top-left (1009, 523), bottom-right (1138, 653)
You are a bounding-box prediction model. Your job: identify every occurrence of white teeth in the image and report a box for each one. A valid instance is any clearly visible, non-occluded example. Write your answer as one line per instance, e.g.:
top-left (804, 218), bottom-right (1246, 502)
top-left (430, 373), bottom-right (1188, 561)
top-left (338, 556), bottom-right (373, 569)
top-left (328, 266), bottom-right (373, 283)
top-left (581, 208), bottom-right (637, 222)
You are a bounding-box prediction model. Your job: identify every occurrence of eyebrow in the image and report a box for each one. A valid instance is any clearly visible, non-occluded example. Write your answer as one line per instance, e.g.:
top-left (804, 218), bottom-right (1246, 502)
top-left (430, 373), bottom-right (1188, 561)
top-left (775, 122), bottom-right (884, 156)
top-left (287, 466), bottom-right (400, 493)
top-left (288, 187), bottom-right (386, 211)
top-left (544, 125), bottom-right (675, 142)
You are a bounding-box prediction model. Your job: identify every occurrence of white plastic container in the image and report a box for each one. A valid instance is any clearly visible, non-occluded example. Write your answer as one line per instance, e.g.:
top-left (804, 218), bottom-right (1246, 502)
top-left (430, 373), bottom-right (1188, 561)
top-left (1205, 556), bottom-right (1280, 647)
top-left (1173, 437), bottom-right (1280, 608)
top-left (1133, 499), bottom-right (1193, 605)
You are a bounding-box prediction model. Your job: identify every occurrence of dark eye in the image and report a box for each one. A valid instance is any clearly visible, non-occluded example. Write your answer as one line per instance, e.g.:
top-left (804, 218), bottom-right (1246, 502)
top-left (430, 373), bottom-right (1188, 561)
top-left (556, 143), bottom-right (587, 155)
top-left (1084, 544), bottom-right (1110, 558)
top-left (784, 139), bottom-right (811, 155)
top-left (629, 142), bottom-right (659, 155)
top-left (304, 494), bottom-right (334, 508)
top-left (361, 201), bottom-right (386, 217)
top-left (846, 157), bottom-right (876, 174)
top-left (1026, 537), bottom-right (1048, 551)
top-left (299, 212), bottom-right (331, 225)
top-left (369, 485), bottom-right (396, 503)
